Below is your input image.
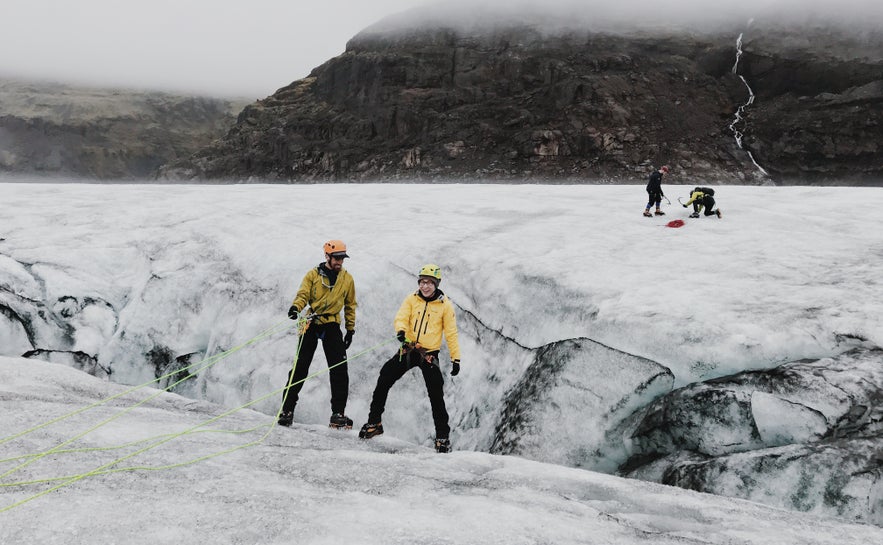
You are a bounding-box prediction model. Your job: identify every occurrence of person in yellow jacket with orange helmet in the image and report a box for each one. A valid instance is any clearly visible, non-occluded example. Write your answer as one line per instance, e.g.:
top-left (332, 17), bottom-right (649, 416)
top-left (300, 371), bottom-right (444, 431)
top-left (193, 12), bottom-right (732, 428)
top-left (359, 264), bottom-right (461, 453)
top-left (278, 240), bottom-right (357, 429)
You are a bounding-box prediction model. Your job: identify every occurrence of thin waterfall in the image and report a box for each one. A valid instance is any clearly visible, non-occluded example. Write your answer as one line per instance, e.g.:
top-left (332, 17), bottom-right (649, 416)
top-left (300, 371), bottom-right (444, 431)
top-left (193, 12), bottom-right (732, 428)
top-left (729, 27), bottom-right (770, 176)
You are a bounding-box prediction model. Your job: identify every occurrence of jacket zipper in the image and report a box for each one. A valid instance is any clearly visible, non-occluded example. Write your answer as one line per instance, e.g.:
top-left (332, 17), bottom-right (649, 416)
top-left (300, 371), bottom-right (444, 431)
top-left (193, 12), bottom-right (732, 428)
top-left (414, 300), bottom-right (430, 344)
top-left (313, 269), bottom-right (343, 322)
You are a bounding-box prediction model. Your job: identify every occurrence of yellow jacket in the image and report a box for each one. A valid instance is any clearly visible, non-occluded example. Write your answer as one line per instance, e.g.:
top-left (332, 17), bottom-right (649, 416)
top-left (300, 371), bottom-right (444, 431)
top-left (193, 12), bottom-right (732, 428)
top-left (394, 290), bottom-right (460, 360)
top-left (685, 190), bottom-right (706, 207)
top-left (292, 265), bottom-right (356, 330)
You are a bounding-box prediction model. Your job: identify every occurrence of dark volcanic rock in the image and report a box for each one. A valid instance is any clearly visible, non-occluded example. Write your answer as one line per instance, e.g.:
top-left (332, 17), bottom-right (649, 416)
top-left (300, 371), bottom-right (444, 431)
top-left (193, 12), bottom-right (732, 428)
top-left (168, 26), bottom-right (750, 183)
top-left (737, 23), bottom-right (883, 184)
top-left (0, 79), bottom-right (247, 180)
top-left (167, 14), bottom-right (882, 184)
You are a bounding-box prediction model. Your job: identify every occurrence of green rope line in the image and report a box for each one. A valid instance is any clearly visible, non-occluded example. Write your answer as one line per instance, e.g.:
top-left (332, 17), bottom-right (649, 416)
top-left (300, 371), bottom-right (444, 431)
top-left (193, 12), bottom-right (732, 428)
top-left (0, 325), bottom-right (311, 486)
top-left (0, 317), bottom-right (304, 471)
top-left (1, 319), bottom-right (305, 467)
top-left (0, 318), bottom-right (297, 481)
top-left (0, 425), bottom-right (270, 465)
top-left (276, 318), bottom-right (306, 421)
top-left (0, 337), bottom-right (397, 513)
top-left (0, 422), bottom-right (274, 486)
top-left (0, 318), bottom-right (291, 448)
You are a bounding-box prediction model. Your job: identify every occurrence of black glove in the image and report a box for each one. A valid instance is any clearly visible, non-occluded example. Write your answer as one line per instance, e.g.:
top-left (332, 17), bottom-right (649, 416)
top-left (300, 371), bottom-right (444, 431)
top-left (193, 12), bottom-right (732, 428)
top-left (396, 330), bottom-right (406, 343)
top-left (683, 204), bottom-right (688, 208)
top-left (287, 305), bottom-right (300, 320)
top-left (451, 359), bottom-right (460, 376)
top-left (344, 330), bottom-right (354, 349)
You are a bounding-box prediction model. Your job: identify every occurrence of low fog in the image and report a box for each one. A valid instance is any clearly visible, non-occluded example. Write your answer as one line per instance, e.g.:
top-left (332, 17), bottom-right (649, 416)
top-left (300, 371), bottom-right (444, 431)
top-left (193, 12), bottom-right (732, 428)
top-left (3, 0), bottom-right (880, 98)
top-left (368, 0), bottom-right (883, 36)
top-left (0, 0), bottom-right (431, 98)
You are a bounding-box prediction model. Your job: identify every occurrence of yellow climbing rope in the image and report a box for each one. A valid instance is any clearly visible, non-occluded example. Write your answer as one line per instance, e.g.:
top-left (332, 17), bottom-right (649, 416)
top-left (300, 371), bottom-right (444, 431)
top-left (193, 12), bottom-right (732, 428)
top-left (0, 320), bottom-right (396, 513)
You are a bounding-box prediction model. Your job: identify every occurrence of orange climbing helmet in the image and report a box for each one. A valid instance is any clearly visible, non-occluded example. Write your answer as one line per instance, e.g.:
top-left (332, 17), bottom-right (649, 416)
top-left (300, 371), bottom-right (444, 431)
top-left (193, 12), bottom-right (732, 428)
top-left (323, 240), bottom-right (349, 258)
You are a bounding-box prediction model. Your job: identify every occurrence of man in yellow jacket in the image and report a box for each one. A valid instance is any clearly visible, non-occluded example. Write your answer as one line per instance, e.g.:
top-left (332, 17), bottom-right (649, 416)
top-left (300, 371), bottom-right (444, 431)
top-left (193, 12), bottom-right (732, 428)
top-left (359, 264), bottom-right (461, 453)
top-left (683, 187), bottom-right (722, 218)
top-left (279, 240), bottom-right (357, 429)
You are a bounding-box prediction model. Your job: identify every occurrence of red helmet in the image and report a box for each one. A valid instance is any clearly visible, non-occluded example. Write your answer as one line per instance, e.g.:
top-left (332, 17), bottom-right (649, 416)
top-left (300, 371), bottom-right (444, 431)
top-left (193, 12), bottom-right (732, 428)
top-left (323, 240), bottom-right (349, 258)
top-left (660, 165), bottom-right (670, 173)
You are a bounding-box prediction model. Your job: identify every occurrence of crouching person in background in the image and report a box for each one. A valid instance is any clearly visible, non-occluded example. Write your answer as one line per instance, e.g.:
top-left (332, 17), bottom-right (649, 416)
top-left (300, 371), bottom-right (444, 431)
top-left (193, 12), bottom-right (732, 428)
top-left (359, 264), bottom-right (461, 453)
top-left (683, 187), bottom-right (722, 218)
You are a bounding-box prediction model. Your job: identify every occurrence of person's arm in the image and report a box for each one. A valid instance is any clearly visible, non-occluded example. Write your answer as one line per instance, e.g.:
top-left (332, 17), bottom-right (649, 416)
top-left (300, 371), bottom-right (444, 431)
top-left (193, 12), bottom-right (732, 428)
top-left (291, 270), bottom-right (315, 312)
top-left (393, 295), bottom-right (413, 341)
top-left (343, 272), bottom-right (357, 332)
top-left (649, 171), bottom-right (662, 190)
top-left (443, 300), bottom-right (461, 362)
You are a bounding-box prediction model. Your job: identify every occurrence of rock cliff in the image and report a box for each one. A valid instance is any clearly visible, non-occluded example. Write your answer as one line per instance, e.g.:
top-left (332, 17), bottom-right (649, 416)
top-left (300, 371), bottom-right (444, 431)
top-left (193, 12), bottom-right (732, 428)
top-left (0, 79), bottom-right (246, 180)
top-left (167, 11), bottom-right (882, 184)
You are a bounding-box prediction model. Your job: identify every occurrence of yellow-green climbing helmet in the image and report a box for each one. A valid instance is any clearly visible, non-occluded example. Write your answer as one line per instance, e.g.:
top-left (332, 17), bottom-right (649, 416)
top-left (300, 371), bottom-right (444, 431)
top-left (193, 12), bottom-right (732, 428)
top-left (418, 264), bottom-right (442, 284)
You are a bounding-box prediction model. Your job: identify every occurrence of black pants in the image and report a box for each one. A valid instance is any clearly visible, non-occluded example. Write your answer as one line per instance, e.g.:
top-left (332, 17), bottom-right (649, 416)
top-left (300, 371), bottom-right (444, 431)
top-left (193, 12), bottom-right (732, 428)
top-left (646, 191), bottom-right (662, 208)
top-left (281, 322), bottom-right (348, 415)
top-left (694, 195), bottom-right (716, 215)
top-left (367, 349), bottom-right (450, 439)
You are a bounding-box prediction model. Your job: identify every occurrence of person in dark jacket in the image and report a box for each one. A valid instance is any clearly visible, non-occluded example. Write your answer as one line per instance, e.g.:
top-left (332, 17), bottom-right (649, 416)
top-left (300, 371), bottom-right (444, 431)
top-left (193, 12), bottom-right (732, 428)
top-left (683, 187), bottom-right (722, 218)
top-left (359, 264), bottom-right (461, 453)
top-left (278, 240), bottom-right (357, 429)
top-left (643, 165), bottom-right (669, 217)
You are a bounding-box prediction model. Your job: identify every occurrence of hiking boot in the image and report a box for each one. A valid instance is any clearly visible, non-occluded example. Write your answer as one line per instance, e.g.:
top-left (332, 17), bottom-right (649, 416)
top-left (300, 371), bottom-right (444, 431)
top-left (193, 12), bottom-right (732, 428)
top-left (277, 411), bottom-right (293, 427)
top-left (642, 210), bottom-right (653, 217)
top-left (329, 413), bottom-right (353, 430)
top-left (435, 438), bottom-right (452, 453)
top-left (654, 209), bottom-right (665, 216)
top-left (358, 422), bottom-right (383, 439)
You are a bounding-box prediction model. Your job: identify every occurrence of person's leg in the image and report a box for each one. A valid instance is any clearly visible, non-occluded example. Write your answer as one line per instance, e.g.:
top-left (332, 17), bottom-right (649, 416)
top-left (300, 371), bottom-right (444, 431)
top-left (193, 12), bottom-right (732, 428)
top-left (281, 327), bottom-right (319, 415)
top-left (319, 324), bottom-right (349, 415)
top-left (703, 196), bottom-right (717, 216)
top-left (366, 353), bottom-right (410, 424)
top-left (419, 357), bottom-right (450, 440)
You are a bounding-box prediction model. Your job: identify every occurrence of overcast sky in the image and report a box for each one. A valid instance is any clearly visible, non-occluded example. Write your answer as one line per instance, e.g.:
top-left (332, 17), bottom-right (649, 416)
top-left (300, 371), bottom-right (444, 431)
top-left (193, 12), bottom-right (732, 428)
top-left (0, 0), bottom-right (432, 98)
top-left (1, 0), bottom-right (879, 99)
